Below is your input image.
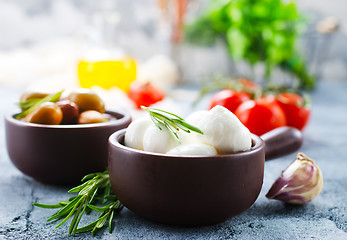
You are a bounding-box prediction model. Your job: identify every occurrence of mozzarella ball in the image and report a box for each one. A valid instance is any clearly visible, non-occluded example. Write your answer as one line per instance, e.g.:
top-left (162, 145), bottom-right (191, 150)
top-left (143, 124), bottom-right (180, 154)
top-left (196, 105), bottom-right (251, 153)
top-left (166, 143), bottom-right (217, 156)
top-left (125, 117), bottom-right (152, 150)
top-left (185, 110), bottom-right (208, 126)
top-left (179, 111), bottom-right (208, 145)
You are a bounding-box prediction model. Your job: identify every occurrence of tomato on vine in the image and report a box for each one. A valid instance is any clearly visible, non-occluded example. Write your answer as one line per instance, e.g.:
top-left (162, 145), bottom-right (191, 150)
top-left (235, 95), bottom-right (287, 136)
top-left (208, 89), bottom-right (251, 113)
top-left (128, 82), bottom-right (164, 109)
top-left (276, 92), bottom-right (310, 131)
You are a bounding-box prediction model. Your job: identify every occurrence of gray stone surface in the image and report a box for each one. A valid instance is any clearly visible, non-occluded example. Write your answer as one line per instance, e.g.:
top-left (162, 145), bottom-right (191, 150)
top-left (0, 81), bottom-right (347, 239)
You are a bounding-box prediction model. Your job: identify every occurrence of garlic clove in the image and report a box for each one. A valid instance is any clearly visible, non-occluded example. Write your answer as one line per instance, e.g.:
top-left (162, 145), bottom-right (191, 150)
top-left (266, 153), bottom-right (323, 204)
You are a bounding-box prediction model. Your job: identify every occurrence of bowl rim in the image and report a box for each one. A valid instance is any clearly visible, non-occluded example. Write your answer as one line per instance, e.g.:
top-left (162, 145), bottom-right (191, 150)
top-left (109, 128), bottom-right (265, 159)
top-left (5, 109), bottom-right (131, 129)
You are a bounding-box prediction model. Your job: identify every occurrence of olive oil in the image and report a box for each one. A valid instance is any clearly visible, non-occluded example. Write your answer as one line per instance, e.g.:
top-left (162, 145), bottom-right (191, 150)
top-left (77, 57), bottom-right (137, 92)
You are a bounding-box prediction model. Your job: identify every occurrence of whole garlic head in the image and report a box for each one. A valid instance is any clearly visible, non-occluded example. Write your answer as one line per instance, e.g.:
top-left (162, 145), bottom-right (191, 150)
top-left (266, 153), bottom-right (323, 204)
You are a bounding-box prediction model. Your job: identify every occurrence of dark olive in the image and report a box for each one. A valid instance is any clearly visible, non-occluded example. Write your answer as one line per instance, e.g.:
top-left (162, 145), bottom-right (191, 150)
top-left (56, 100), bottom-right (79, 124)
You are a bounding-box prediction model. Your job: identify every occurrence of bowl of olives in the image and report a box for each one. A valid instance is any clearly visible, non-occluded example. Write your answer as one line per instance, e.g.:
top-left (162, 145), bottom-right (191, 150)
top-left (5, 89), bottom-right (131, 185)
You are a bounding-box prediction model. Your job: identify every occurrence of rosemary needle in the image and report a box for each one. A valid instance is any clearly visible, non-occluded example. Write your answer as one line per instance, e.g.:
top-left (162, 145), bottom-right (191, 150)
top-left (33, 170), bottom-right (123, 236)
top-left (141, 106), bottom-right (203, 143)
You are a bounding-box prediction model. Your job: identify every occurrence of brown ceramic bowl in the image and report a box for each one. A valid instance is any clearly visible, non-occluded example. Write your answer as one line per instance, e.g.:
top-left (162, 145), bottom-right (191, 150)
top-left (108, 126), bottom-right (302, 226)
top-left (5, 110), bottom-right (131, 185)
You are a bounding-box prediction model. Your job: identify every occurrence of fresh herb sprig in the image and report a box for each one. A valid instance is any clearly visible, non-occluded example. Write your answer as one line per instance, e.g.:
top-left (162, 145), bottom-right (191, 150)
top-left (15, 90), bottom-right (63, 119)
top-left (141, 106), bottom-right (203, 143)
top-left (33, 170), bottom-right (122, 236)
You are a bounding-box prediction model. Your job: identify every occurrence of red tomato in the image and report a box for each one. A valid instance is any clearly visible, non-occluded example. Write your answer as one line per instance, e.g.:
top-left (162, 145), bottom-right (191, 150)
top-left (235, 96), bottom-right (287, 136)
top-left (276, 93), bottom-right (310, 131)
top-left (128, 82), bottom-right (164, 108)
top-left (208, 89), bottom-right (250, 113)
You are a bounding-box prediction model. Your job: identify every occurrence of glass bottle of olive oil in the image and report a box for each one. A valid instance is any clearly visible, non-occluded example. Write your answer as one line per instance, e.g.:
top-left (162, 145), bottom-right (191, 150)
top-left (77, 54), bottom-right (136, 92)
top-left (77, 2), bottom-right (137, 92)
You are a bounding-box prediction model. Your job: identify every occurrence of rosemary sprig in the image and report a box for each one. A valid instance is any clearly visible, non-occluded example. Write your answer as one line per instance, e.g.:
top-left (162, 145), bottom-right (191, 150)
top-left (75, 200), bottom-right (122, 236)
top-left (15, 90), bottom-right (63, 119)
top-left (33, 170), bottom-right (123, 236)
top-left (141, 106), bottom-right (203, 143)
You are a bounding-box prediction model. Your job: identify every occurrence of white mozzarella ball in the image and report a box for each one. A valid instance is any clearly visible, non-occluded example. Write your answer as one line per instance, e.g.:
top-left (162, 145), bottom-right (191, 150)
top-left (196, 105), bottom-right (251, 153)
top-left (179, 111), bottom-right (208, 145)
top-left (166, 143), bottom-right (217, 156)
top-left (124, 117), bottom-right (152, 150)
top-left (185, 110), bottom-right (208, 126)
top-left (143, 124), bottom-right (180, 154)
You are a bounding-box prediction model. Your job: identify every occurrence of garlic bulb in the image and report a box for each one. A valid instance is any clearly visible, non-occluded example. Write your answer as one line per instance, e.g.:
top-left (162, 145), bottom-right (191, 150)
top-left (266, 153), bottom-right (323, 204)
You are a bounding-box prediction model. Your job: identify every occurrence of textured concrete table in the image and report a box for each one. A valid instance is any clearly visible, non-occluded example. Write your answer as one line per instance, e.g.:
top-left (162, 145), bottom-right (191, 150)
top-left (0, 81), bottom-right (346, 240)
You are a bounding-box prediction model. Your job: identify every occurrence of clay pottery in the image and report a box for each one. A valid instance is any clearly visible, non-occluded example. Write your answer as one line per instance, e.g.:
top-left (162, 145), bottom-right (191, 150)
top-left (5, 110), bottom-right (131, 185)
top-left (108, 126), bottom-right (302, 226)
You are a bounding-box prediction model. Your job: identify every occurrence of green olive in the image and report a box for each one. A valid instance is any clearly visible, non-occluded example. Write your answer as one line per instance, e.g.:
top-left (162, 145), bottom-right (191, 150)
top-left (24, 102), bottom-right (63, 125)
top-left (66, 89), bottom-right (105, 113)
top-left (20, 92), bottom-right (49, 102)
top-left (78, 110), bottom-right (109, 124)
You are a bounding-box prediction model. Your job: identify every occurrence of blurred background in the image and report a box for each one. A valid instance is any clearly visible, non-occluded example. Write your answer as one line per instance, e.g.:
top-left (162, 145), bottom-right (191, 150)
top-left (0, 0), bottom-right (346, 92)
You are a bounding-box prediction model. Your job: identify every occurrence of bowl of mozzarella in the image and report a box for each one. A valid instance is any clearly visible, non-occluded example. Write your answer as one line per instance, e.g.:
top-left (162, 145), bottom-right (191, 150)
top-left (108, 105), bottom-right (302, 226)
